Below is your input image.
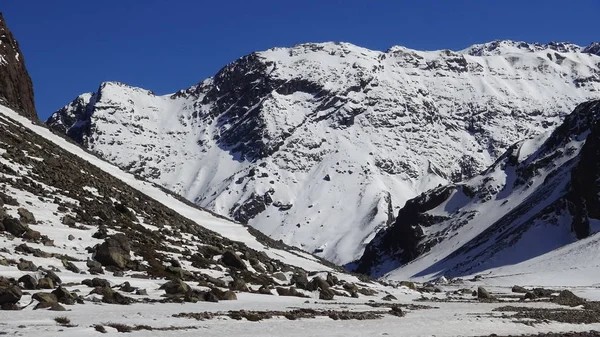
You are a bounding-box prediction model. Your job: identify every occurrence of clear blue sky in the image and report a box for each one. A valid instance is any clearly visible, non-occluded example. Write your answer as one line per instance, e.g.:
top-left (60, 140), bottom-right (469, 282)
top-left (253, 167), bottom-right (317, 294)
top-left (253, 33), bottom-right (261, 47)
top-left (3, 0), bottom-right (599, 119)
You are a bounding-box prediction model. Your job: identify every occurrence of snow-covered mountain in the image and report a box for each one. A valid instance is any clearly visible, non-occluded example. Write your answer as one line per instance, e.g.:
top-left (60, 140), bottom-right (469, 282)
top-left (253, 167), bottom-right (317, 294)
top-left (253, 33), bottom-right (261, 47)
top-left (356, 100), bottom-right (600, 281)
top-left (47, 40), bottom-right (600, 265)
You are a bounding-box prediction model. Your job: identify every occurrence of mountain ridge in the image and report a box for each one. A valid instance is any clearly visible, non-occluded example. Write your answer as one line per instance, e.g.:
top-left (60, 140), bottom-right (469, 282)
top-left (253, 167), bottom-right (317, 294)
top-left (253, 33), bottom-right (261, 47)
top-left (47, 39), bottom-right (600, 265)
top-left (356, 100), bottom-right (600, 280)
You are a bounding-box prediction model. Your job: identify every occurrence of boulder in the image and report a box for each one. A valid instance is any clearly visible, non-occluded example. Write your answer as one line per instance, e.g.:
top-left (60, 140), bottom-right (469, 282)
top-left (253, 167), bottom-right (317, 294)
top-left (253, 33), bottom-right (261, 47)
top-left (399, 281), bottom-right (416, 290)
top-left (119, 282), bottom-right (135, 293)
top-left (22, 229), bottom-right (41, 241)
top-left (319, 288), bottom-right (335, 300)
top-left (160, 279), bottom-right (190, 295)
top-left (292, 272), bottom-right (309, 290)
top-left (82, 278), bottom-right (110, 288)
top-left (0, 284), bottom-right (22, 305)
top-left (37, 277), bottom-right (54, 289)
top-left (272, 272), bottom-right (287, 282)
top-left (44, 270), bottom-right (62, 285)
top-left (220, 251), bottom-right (246, 270)
top-left (94, 234), bottom-right (131, 269)
top-left (309, 277), bottom-right (330, 291)
top-left (97, 286), bottom-right (134, 305)
top-left (203, 291), bottom-right (219, 303)
top-left (197, 245), bottom-right (223, 258)
top-left (52, 286), bottom-right (76, 305)
top-left (32, 292), bottom-right (57, 304)
top-left (17, 208), bottom-right (36, 224)
top-left (3, 217), bottom-right (27, 236)
top-left (512, 285), bottom-right (528, 293)
top-left (382, 294), bottom-right (397, 301)
top-left (62, 260), bottom-right (80, 273)
top-left (87, 259), bottom-right (104, 274)
top-left (258, 285), bottom-right (273, 295)
top-left (229, 278), bottom-right (249, 292)
top-left (17, 259), bottom-right (37, 271)
top-left (135, 289), bottom-right (148, 296)
top-left (477, 286), bottom-right (492, 300)
top-left (17, 274), bottom-right (37, 290)
top-left (554, 290), bottom-right (586, 307)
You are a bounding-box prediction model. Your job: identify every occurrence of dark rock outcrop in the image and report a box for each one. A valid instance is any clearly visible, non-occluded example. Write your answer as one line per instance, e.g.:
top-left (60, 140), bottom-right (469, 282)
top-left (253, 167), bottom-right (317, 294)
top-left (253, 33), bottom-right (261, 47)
top-left (0, 13), bottom-right (36, 120)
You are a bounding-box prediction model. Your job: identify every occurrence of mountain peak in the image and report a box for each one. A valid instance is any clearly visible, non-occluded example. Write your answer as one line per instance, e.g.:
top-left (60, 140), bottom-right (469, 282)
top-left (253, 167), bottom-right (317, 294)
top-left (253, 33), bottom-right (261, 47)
top-left (460, 40), bottom-right (583, 56)
top-left (0, 13), bottom-right (36, 121)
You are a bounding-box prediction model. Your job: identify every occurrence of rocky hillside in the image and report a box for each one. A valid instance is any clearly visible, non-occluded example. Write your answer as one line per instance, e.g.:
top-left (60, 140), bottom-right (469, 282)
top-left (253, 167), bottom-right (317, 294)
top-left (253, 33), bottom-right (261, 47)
top-left (355, 100), bottom-right (600, 280)
top-left (47, 40), bottom-right (600, 265)
top-left (0, 13), bottom-right (36, 121)
top-left (0, 102), bottom-right (385, 314)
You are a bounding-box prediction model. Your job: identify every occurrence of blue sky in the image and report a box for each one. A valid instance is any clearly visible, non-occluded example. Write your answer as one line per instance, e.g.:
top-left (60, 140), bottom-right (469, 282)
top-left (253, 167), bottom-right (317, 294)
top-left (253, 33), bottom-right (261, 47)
top-left (3, 0), bottom-right (599, 119)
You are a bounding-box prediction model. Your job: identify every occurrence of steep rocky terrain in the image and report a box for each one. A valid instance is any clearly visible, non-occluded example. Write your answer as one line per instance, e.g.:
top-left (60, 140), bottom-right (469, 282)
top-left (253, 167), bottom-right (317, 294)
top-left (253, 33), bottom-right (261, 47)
top-left (0, 13), bottom-right (36, 121)
top-left (47, 40), bottom-right (600, 264)
top-left (356, 100), bottom-right (600, 280)
top-left (0, 103), bottom-right (384, 313)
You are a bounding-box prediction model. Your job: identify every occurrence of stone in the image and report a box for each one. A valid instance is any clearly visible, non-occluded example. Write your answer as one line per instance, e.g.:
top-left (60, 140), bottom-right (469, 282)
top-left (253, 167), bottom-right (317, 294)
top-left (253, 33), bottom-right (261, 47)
top-left (98, 286), bottom-right (134, 305)
top-left (17, 259), bottom-right (37, 271)
top-left (160, 279), bottom-right (190, 295)
top-left (399, 281), bottom-right (416, 290)
top-left (82, 278), bottom-right (110, 288)
top-left (22, 229), bottom-right (41, 241)
top-left (319, 288), bottom-right (335, 300)
top-left (477, 286), bottom-right (492, 300)
top-left (135, 289), bottom-right (148, 296)
top-left (17, 274), bottom-right (37, 290)
top-left (258, 285), bottom-right (272, 295)
top-left (292, 272), bottom-right (309, 290)
top-left (0, 284), bottom-right (22, 305)
top-left (382, 294), bottom-right (397, 301)
top-left (308, 277), bottom-right (330, 291)
top-left (119, 282), bottom-right (135, 293)
top-left (3, 217), bottom-right (27, 236)
top-left (68, 234), bottom-right (75, 241)
top-left (94, 234), bottom-right (131, 269)
top-left (37, 278), bottom-right (54, 289)
top-left (203, 291), bottom-right (219, 303)
top-left (52, 286), bottom-right (76, 305)
top-left (32, 292), bottom-right (57, 303)
top-left (62, 215), bottom-right (76, 227)
top-left (554, 290), bottom-right (586, 307)
top-left (44, 270), bottom-right (61, 285)
top-left (221, 251), bottom-right (246, 270)
top-left (272, 272), bottom-right (287, 282)
top-left (17, 207), bottom-right (35, 224)
top-left (87, 259), bottom-right (104, 274)
top-left (512, 285), bottom-right (528, 293)
top-left (229, 278), bottom-right (249, 292)
top-left (62, 260), bottom-right (80, 273)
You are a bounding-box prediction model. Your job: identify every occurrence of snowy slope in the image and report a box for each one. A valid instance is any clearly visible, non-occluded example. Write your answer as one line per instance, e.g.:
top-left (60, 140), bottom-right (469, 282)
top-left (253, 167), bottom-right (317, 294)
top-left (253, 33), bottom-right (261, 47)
top-left (356, 100), bottom-right (600, 283)
top-left (47, 40), bottom-right (600, 265)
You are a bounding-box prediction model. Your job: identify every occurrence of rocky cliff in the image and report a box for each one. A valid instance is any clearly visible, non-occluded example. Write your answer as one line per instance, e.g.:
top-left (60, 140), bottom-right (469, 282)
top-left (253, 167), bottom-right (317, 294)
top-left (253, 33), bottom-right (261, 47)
top-left (0, 13), bottom-right (36, 121)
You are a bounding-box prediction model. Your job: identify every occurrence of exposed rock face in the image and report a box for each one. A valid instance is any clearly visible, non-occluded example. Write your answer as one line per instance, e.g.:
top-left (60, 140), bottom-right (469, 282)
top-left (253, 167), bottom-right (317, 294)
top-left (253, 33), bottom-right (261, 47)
top-left (356, 100), bottom-right (600, 278)
top-left (0, 13), bottom-right (36, 121)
